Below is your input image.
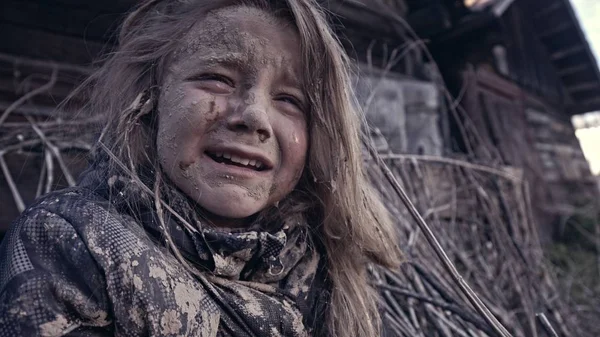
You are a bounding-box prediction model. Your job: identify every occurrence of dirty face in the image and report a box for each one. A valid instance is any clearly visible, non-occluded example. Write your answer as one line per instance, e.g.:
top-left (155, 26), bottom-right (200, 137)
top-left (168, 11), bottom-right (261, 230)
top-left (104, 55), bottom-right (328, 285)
top-left (156, 6), bottom-right (308, 228)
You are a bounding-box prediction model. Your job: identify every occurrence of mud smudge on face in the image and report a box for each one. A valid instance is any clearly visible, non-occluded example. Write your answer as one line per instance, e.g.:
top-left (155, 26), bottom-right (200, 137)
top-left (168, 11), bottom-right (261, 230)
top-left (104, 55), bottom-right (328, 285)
top-left (244, 181), bottom-right (271, 201)
top-left (204, 98), bottom-right (219, 124)
top-left (179, 160), bottom-right (194, 171)
top-left (269, 183), bottom-right (279, 196)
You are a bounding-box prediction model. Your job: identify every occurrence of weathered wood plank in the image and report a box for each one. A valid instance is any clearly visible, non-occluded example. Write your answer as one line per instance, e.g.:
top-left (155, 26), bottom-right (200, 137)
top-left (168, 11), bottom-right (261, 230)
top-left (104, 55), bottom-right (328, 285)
top-left (556, 64), bottom-right (589, 77)
top-left (550, 45), bottom-right (586, 60)
top-left (565, 82), bottom-right (600, 93)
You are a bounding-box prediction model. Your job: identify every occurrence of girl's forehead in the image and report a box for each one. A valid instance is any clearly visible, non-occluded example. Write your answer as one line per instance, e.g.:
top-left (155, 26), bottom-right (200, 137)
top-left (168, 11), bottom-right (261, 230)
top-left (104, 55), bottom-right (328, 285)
top-left (181, 6), bottom-right (295, 53)
top-left (169, 6), bottom-right (302, 78)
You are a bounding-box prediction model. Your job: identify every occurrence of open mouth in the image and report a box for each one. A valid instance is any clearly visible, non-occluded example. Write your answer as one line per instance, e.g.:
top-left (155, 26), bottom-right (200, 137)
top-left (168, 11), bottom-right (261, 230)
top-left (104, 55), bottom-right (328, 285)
top-left (206, 151), bottom-right (267, 171)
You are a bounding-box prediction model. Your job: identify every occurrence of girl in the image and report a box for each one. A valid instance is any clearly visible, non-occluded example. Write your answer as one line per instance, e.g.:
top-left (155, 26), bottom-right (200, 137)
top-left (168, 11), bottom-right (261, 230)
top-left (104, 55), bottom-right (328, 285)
top-left (0, 0), bottom-right (401, 336)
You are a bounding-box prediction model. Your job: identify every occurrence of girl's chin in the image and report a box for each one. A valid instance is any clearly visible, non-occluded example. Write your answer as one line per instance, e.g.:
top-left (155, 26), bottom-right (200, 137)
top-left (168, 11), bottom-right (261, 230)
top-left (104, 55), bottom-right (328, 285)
top-left (191, 189), bottom-right (268, 226)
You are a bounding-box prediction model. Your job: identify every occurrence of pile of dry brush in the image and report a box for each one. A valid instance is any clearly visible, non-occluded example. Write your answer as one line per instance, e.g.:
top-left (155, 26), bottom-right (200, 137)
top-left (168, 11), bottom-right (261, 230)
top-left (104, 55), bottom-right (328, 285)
top-left (366, 143), bottom-right (599, 337)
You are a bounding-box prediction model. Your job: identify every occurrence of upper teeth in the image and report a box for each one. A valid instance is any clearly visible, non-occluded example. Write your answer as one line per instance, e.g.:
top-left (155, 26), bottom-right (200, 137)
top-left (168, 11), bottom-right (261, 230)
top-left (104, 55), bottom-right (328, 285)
top-left (213, 152), bottom-right (264, 169)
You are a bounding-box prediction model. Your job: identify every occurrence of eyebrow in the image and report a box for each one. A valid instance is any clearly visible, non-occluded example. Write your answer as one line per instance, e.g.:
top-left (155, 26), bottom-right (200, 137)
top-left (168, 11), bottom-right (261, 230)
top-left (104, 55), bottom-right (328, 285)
top-left (278, 78), bottom-right (304, 97)
top-left (279, 67), bottom-right (305, 92)
top-left (195, 52), bottom-right (248, 71)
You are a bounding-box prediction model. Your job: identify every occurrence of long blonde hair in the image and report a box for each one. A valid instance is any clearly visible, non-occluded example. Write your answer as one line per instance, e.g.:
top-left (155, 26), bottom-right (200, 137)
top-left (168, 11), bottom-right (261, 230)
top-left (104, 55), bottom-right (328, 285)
top-left (75, 0), bottom-right (402, 335)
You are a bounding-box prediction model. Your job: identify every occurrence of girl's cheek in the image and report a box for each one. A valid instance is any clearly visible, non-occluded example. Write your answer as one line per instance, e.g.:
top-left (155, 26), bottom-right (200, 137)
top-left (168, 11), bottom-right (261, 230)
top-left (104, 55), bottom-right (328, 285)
top-left (282, 121), bottom-right (308, 176)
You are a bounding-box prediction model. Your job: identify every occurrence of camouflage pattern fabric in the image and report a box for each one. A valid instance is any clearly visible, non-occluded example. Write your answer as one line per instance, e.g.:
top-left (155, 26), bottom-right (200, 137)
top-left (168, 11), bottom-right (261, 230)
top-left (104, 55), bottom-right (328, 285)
top-left (0, 163), bottom-right (329, 336)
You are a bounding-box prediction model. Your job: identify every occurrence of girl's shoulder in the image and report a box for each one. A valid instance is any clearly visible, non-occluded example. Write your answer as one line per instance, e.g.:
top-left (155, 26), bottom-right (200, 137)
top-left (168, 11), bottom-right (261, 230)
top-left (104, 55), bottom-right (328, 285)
top-left (0, 188), bottom-right (116, 335)
top-left (0, 187), bottom-right (143, 284)
top-left (0, 186), bottom-right (165, 298)
top-left (8, 185), bottom-right (150, 250)
top-left (2, 187), bottom-right (113, 262)
top-left (16, 185), bottom-right (122, 230)
top-left (0, 187), bottom-right (212, 336)
top-left (3, 185), bottom-right (162, 269)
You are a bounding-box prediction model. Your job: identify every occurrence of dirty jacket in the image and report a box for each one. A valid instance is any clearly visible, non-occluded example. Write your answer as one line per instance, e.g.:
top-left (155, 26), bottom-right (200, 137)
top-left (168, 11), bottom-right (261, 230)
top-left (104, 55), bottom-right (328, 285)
top-left (0, 163), bottom-right (329, 337)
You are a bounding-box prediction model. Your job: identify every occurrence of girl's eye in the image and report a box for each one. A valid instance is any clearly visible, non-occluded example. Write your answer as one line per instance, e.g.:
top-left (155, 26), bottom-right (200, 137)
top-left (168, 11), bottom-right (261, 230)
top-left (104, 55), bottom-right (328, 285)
top-left (189, 73), bottom-right (235, 93)
top-left (275, 95), bottom-right (305, 113)
top-left (202, 74), bottom-right (234, 85)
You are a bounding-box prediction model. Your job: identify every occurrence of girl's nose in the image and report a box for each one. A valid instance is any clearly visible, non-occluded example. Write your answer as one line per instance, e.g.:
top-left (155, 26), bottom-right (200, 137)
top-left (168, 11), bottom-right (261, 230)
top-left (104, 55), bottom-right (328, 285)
top-left (226, 94), bottom-right (273, 142)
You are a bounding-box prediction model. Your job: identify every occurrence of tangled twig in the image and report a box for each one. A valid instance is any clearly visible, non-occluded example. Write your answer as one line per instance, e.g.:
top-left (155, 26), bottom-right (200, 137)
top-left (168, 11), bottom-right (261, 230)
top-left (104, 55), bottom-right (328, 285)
top-left (0, 65), bottom-right (58, 126)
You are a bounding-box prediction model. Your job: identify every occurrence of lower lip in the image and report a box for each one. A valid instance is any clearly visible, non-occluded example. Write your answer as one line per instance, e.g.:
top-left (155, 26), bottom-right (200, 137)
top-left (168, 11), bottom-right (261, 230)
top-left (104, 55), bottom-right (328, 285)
top-left (204, 154), bottom-right (268, 179)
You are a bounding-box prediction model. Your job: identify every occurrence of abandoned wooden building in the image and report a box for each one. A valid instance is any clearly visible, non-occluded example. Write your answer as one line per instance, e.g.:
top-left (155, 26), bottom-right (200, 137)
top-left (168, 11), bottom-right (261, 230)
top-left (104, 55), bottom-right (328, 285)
top-left (331, 0), bottom-right (600, 242)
